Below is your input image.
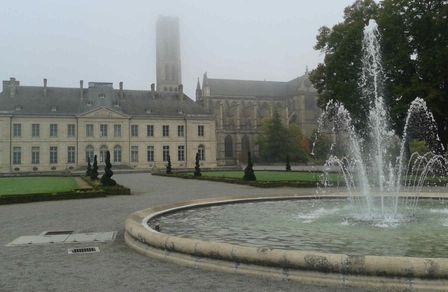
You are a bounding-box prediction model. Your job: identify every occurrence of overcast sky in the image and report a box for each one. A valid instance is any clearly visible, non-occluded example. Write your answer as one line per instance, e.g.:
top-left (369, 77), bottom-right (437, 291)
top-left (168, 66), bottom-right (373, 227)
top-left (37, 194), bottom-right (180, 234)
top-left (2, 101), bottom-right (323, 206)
top-left (1, 0), bottom-right (355, 98)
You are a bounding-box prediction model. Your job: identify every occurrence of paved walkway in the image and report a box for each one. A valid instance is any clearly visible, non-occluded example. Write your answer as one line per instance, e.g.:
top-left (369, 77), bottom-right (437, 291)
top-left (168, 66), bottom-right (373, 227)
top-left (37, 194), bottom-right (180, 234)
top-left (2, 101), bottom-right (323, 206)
top-left (0, 173), bottom-right (364, 292)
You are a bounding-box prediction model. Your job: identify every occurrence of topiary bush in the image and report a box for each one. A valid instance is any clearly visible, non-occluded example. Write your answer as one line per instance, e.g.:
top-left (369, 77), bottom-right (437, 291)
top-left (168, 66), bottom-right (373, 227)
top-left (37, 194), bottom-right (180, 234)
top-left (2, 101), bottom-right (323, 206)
top-left (86, 156), bottom-right (92, 177)
top-left (166, 154), bottom-right (172, 174)
top-left (90, 155), bottom-right (99, 180)
top-left (286, 155), bottom-right (291, 171)
top-left (243, 151), bottom-right (256, 181)
top-left (194, 152), bottom-right (202, 177)
top-left (101, 150), bottom-right (116, 186)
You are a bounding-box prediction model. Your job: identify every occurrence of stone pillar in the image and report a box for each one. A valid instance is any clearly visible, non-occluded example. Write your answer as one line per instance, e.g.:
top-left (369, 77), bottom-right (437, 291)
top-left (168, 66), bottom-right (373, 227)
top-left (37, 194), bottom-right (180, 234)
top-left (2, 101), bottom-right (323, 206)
top-left (43, 78), bottom-right (47, 97)
top-left (236, 103), bottom-right (241, 129)
top-left (80, 80), bottom-right (84, 100)
top-left (219, 102), bottom-right (224, 129)
top-left (253, 103), bottom-right (258, 129)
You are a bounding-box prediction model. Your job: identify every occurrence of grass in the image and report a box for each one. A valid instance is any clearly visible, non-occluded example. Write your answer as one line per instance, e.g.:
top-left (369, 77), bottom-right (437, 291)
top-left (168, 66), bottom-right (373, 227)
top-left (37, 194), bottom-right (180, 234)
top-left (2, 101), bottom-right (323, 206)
top-left (0, 177), bottom-right (79, 196)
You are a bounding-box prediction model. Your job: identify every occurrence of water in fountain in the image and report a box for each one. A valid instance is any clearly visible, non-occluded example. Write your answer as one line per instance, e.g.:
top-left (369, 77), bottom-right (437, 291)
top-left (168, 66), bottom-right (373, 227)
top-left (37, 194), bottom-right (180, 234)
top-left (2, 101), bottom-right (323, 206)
top-left (313, 19), bottom-right (447, 224)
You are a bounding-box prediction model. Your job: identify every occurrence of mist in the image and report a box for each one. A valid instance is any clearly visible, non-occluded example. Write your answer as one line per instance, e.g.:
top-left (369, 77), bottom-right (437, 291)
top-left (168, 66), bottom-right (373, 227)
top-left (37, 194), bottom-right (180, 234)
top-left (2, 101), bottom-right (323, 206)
top-left (1, 0), bottom-right (354, 97)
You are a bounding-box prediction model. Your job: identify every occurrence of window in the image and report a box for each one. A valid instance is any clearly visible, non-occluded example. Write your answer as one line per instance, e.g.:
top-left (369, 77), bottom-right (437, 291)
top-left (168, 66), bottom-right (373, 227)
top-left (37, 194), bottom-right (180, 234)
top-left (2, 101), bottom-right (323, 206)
top-left (178, 145), bottom-right (185, 161)
top-left (162, 145), bottom-right (170, 161)
top-left (31, 147), bottom-right (40, 164)
top-left (50, 124), bottom-right (58, 137)
top-left (100, 124), bottom-right (108, 137)
top-left (131, 125), bottom-right (138, 137)
top-left (67, 124), bottom-right (76, 137)
top-left (131, 146), bottom-right (138, 162)
top-left (224, 135), bottom-right (234, 158)
top-left (32, 124), bottom-right (40, 137)
top-left (67, 146), bottom-right (76, 163)
top-left (113, 145), bottom-right (122, 163)
top-left (147, 145), bottom-right (154, 162)
top-left (147, 125), bottom-right (154, 137)
top-left (198, 145), bottom-right (205, 161)
top-left (50, 146), bottom-right (58, 164)
top-left (13, 124), bottom-right (21, 137)
top-left (114, 124), bottom-right (122, 137)
top-left (85, 145), bottom-right (94, 162)
top-left (99, 145), bottom-right (108, 163)
top-left (198, 125), bottom-right (204, 137)
top-left (162, 125), bottom-right (169, 137)
top-left (178, 125), bottom-right (184, 137)
top-left (13, 147), bottom-right (21, 164)
top-left (86, 124), bottom-right (94, 137)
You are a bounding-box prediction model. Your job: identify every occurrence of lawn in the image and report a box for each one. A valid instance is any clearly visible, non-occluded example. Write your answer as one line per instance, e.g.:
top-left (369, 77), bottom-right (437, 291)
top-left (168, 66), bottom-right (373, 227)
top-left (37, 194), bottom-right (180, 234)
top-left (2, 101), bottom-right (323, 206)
top-left (0, 177), bottom-right (79, 196)
top-left (199, 171), bottom-right (332, 182)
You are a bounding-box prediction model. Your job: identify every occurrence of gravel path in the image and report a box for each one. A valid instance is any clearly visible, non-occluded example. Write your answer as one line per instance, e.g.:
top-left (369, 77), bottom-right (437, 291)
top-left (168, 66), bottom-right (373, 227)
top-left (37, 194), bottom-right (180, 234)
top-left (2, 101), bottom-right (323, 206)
top-left (0, 173), bottom-right (365, 292)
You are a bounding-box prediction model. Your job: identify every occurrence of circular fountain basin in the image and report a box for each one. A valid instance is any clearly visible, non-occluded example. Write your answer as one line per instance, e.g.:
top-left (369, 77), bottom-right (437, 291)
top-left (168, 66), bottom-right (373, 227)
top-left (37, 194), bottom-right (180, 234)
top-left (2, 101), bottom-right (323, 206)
top-left (125, 194), bottom-right (448, 289)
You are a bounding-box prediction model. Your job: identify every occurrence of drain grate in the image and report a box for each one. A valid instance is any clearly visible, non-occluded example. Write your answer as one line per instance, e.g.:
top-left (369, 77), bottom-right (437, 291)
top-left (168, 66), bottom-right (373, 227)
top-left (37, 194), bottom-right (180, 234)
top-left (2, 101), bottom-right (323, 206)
top-left (68, 247), bottom-right (100, 254)
top-left (43, 231), bottom-right (73, 236)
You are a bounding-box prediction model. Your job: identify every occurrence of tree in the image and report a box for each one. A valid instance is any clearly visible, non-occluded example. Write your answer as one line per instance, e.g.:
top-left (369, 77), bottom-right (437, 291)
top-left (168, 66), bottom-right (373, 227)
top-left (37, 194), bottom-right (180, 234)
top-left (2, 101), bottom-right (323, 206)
top-left (194, 152), bottom-right (201, 177)
top-left (258, 111), bottom-right (309, 162)
top-left (309, 0), bottom-right (379, 134)
top-left (310, 0), bottom-right (448, 148)
top-left (90, 155), bottom-right (99, 180)
top-left (166, 154), bottom-right (172, 174)
top-left (243, 151), bottom-right (256, 181)
top-left (285, 155), bottom-right (291, 171)
top-left (100, 151), bottom-right (116, 186)
top-left (86, 157), bottom-right (92, 177)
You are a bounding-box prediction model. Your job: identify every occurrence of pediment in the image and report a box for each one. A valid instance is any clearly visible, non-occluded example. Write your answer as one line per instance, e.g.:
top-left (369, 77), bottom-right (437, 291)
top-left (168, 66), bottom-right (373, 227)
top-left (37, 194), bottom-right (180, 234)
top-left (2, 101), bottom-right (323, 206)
top-left (78, 106), bottom-right (129, 119)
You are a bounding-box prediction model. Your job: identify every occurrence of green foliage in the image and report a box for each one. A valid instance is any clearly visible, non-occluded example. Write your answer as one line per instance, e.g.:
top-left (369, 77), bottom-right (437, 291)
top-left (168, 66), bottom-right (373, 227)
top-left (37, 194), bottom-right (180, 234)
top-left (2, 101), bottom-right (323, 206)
top-left (101, 151), bottom-right (116, 186)
top-left (258, 111), bottom-right (309, 163)
top-left (86, 157), bottom-right (92, 177)
top-left (310, 131), bottom-right (333, 162)
top-left (90, 155), bottom-right (99, 180)
top-left (285, 155), bottom-right (291, 171)
top-left (194, 152), bottom-right (202, 177)
top-left (310, 0), bottom-right (448, 146)
top-left (409, 139), bottom-right (430, 155)
top-left (243, 151), bottom-right (256, 181)
top-left (166, 154), bottom-right (172, 174)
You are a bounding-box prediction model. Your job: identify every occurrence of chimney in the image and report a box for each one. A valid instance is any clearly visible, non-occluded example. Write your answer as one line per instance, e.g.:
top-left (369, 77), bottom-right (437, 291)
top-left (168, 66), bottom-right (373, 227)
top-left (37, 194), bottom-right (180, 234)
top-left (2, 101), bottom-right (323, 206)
top-left (178, 84), bottom-right (183, 101)
top-left (151, 83), bottom-right (155, 99)
top-left (43, 78), bottom-right (47, 97)
top-left (119, 81), bottom-right (124, 98)
top-left (80, 80), bottom-right (84, 100)
top-left (9, 77), bottom-right (18, 97)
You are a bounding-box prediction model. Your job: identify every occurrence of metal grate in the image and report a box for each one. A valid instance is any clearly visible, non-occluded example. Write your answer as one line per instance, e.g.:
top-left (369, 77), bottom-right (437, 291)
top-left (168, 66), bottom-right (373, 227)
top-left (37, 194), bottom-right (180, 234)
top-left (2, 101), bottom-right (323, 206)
top-left (68, 247), bottom-right (100, 254)
top-left (44, 231), bottom-right (73, 236)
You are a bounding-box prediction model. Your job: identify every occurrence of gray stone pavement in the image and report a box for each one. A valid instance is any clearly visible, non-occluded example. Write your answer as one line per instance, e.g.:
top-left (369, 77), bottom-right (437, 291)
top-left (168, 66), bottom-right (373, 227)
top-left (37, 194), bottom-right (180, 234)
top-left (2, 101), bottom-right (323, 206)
top-left (0, 173), bottom-right (365, 292)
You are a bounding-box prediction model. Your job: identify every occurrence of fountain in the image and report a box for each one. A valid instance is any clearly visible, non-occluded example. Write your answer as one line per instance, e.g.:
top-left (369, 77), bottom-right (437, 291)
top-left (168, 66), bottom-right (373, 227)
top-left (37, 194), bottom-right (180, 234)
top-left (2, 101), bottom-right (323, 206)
top-left (315, 19), bottom-right (447, 224)
top-left (125, 20), bottom-right (448, 289)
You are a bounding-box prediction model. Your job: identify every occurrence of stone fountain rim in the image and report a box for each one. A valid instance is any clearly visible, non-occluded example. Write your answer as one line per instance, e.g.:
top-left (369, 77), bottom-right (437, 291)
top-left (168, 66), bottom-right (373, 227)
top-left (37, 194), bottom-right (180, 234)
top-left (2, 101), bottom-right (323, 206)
top-left (125, 193), bottom-right (448, 289)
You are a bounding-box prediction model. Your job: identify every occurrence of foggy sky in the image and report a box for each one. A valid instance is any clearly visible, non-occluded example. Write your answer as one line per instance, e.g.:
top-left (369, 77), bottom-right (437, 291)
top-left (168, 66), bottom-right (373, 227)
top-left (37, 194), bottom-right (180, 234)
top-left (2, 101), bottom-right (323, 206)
top-left (1, 0), bottom-right (354, 98)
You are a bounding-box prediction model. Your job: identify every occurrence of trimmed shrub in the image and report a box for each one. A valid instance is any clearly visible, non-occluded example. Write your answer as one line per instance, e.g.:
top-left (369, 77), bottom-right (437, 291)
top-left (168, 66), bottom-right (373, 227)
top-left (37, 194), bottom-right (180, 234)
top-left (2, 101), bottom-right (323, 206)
top-left (243, 151), bottom-right (256, 181)
top-left (194, 152), bottom-right (202, 177)
top-left (90, 155), bottom-right (99, 180)
top-left (101, 150), bottom-right (116, 186)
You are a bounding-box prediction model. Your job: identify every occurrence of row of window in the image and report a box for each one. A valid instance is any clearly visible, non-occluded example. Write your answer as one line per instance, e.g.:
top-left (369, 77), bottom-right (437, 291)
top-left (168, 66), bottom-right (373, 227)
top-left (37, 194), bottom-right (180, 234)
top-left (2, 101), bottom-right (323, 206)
top-left (13, 146), bottom-right (75, 165)
top-left (12, 123), bottom-right (205, 138)
top-left (12, 145), bottom-right (206, 165)
top-left (13, 124), bottom-right (76, 138)
top-left (87, 145), bottom-right (205, 163)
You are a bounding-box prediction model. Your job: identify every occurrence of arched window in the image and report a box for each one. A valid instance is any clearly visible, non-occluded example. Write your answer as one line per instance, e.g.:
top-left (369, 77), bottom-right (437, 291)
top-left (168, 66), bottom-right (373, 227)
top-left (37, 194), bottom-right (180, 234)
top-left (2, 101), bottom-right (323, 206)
top-left (198, 144), bottom-right (205, 161)
top-left (85, 145), bottom-right (94, 163)
top-left (113, 145), bottom-right (122, 163)
top-left (99, 145), bottom-right (108, 163)
top-left (224, 135), bottom-right (233, 158)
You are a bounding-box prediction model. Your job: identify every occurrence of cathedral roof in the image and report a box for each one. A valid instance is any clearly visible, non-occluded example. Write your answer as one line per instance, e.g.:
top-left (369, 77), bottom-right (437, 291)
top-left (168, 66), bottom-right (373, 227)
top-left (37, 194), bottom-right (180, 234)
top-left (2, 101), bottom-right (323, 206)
top-left (0, 80), bottom-right (210, 117)
top-left (205, 74), bottom-right (315, 98)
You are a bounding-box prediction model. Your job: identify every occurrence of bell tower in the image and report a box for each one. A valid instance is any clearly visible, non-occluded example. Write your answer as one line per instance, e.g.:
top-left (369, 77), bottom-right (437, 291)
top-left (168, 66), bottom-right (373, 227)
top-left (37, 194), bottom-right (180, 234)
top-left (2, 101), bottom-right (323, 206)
top-left (156, 16), bottom-right (182, 92)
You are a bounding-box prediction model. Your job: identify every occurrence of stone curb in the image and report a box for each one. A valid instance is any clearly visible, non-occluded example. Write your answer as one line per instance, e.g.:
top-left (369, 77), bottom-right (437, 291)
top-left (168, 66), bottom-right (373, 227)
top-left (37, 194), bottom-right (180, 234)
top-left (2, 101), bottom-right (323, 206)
top-left (125, 194), bottom-right (448, 289)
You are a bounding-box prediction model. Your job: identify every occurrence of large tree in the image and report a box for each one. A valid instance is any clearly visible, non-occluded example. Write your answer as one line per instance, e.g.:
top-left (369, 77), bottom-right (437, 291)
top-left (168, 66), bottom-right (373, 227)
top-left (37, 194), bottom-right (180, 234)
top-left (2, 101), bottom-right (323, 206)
top-left (310, 0), bottom-right (448, 146)
top-left (258, 111), bottom-right (309, 162)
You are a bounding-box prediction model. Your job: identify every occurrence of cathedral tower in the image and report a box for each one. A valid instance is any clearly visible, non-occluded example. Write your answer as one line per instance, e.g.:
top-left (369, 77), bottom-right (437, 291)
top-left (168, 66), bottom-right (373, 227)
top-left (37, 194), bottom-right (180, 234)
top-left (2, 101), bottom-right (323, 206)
top-left (156, 16), bottom-right (182, 92)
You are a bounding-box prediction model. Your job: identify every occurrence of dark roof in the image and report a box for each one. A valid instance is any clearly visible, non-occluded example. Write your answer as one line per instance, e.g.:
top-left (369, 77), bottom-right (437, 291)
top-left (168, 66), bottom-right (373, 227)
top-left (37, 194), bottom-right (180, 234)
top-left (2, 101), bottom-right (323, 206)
top-left (206, 74), bottom-right (315, 98)
top-left (0, 82), bottom-right (210, 117)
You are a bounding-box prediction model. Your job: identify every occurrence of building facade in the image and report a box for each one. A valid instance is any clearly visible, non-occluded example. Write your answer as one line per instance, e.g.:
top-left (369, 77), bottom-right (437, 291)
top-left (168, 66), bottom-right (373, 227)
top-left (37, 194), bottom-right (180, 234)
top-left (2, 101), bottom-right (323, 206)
top-left (0, 79), bottom-right (216, 173)
top-left (196, 71), bottom-right (320, 166)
